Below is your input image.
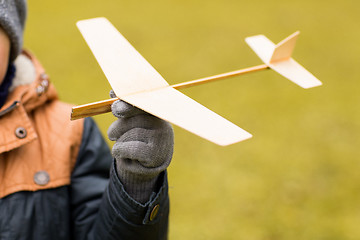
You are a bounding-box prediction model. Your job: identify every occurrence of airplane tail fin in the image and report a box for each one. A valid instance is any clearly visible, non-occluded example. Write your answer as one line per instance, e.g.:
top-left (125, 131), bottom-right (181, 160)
top-left (270, 31), bottom-right (299, 63)
top-left (246, 31), bottom-right (322, 89)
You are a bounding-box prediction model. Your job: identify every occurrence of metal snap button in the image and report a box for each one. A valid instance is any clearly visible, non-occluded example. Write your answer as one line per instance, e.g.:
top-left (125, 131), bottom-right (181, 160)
top-left (40, 73), bottom-right (49, 80)
top-left (34, 171), bottom-right (50, 186)
top-left (36, 85), bottom-right (45, 95)
top-left (15, 127), bottom-right (27, 139)
top-left (149, 204), bottom-right (160, 221)
top-left (41, 79), bottom-right (49, 88)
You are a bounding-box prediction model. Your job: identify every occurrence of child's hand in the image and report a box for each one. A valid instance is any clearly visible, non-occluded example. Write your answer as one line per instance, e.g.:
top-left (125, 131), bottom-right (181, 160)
top-left (107, 91), bottom-right (174, 203)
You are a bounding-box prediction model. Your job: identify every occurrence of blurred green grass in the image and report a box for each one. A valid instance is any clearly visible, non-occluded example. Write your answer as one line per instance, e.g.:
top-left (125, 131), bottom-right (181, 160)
top-left (26, 0), bottom-right (360, 239)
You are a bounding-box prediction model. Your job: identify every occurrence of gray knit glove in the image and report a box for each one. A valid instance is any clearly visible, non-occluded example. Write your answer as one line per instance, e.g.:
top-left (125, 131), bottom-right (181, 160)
top-left (108, 91), bottom-right (174, 204)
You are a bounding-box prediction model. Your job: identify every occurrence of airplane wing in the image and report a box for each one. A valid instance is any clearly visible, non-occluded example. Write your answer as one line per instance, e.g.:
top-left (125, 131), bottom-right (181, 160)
top-left (122, 87), bottom-right (252, 146)
top-left (77, 17), bottom-right (252, 145)
top-left (77, 17), bottom-right (169, 97)
top-left (245, 33), bottom-right (322, 89)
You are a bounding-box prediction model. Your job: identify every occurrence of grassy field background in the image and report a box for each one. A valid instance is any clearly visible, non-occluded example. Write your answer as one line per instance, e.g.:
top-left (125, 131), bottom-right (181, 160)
top-left (26, 0), bottom-right (359, 239)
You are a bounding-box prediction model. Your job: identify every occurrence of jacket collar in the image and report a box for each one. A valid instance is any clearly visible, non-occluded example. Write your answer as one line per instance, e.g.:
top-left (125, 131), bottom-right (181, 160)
top-left (0, 50), bottom-right (58, 153)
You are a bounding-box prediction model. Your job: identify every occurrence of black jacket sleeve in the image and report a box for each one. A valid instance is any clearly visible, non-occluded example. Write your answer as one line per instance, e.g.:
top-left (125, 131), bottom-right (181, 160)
top-left (70, 118), bottom-right (169, 240)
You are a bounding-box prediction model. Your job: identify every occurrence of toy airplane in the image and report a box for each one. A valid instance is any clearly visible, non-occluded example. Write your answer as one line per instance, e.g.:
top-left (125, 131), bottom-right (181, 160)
top-left (71, 17), bottom-right (322, 146)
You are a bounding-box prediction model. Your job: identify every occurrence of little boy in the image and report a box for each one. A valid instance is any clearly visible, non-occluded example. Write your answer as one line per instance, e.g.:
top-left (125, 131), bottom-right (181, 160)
top-left (0, 1), bottom-right (173, 239)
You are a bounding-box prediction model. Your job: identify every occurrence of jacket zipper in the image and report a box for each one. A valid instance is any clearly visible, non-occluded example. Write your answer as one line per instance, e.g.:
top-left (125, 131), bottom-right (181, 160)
top-left (0, 101), bottom-right (19, 118)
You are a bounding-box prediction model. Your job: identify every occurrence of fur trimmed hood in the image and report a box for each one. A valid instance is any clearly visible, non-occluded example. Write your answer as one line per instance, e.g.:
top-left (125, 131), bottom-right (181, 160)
top-left (10, 53), bottom-right (37, 92)
top-left (0, 50), bottom-right (58, 114)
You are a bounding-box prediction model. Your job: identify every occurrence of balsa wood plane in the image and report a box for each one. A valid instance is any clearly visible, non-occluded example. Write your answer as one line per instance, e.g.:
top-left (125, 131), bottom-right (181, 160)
top-left (71, 17), bottom-right (322, 146)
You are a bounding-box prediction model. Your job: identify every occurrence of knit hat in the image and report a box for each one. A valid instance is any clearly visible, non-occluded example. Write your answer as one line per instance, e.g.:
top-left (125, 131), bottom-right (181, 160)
top-left (0, 0), bottom-right (27, 61)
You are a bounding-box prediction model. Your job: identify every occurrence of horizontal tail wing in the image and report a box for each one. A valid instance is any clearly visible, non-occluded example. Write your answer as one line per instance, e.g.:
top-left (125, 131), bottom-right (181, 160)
top-left (122, 87), bottom-right (252, 146)
top-left (245, 32), bottom-right (322, 89)
top-left (269, 59), bottom-right (322, 89)
top-left (245, 35), bottom-right (274, 64)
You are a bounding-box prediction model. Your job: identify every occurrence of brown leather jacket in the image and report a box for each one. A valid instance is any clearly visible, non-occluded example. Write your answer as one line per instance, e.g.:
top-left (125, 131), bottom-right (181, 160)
top-left (0, 51), bottom-right (84, 198)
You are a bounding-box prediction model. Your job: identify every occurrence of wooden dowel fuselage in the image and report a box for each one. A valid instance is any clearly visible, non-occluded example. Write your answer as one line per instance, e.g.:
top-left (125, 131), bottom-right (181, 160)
top-left (171, 64), bottom-right (268, 90)
top-left (71, 64), bottom-right (269, 120)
